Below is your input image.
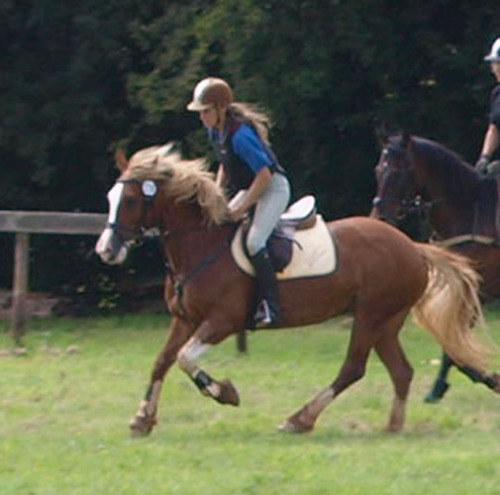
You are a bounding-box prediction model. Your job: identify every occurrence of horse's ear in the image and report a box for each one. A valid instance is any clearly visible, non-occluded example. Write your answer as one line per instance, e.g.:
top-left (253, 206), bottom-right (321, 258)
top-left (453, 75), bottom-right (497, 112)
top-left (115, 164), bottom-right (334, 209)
top-left (375, 124), bottom-right (389, 148)
top-left (157, 142), bottom-right (175, 157)
top-left (400, 130), bottom-right (412, 149)
top-left (115, 149), bottom-right (129, 173)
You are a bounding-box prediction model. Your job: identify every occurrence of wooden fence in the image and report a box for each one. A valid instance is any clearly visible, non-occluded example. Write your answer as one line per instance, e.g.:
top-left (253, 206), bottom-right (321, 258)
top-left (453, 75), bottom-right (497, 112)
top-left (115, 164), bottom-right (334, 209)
top-left (0, 211), bottom-right (106, 343)
top-left (0, 211), bottom-right (247, 352)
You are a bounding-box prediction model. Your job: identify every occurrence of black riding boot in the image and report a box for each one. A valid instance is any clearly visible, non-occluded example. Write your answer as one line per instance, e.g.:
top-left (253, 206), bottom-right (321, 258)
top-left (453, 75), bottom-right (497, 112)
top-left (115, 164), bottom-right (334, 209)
top-left (250, 248), bottom-right (281, 328)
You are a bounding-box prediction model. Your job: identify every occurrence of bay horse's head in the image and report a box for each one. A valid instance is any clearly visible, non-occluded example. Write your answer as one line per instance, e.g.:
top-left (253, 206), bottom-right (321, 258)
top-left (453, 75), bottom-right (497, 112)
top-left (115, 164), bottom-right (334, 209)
top-left (371, 131), bottom-right (419, 224)
top-left (96, 143), bottom-right (229, 265)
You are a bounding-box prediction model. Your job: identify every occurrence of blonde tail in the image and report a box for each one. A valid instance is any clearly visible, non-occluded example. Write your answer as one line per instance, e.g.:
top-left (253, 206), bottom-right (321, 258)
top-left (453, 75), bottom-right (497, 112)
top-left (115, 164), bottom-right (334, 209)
top-left (413, 243), bottom-right (490, 371)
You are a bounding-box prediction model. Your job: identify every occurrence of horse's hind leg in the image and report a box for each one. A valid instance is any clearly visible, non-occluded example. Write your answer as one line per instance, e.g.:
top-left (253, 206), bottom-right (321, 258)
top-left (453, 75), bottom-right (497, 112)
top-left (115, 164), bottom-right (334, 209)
top-left (373, 334), bottom-right (413, 432)
top-left (280, 310), bottom-right (412, 434)
top-left (279, 319), bottom-right (374, 433)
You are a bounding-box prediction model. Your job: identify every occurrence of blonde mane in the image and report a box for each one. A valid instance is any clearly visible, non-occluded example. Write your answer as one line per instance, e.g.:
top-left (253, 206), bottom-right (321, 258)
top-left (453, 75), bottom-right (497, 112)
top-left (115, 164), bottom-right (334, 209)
top-left (122, 144), bottom-right (230, 226)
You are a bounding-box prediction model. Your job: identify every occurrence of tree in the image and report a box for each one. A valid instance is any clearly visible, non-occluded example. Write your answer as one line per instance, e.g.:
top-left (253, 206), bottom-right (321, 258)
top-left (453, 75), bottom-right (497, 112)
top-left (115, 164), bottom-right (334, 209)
top-left (1, 0), bottom-right (500, 298)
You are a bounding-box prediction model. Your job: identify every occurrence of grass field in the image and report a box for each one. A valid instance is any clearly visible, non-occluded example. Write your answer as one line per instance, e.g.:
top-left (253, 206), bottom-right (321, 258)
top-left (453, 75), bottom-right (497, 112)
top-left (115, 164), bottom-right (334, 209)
top-left (2, 306), bottom-right (500, 495)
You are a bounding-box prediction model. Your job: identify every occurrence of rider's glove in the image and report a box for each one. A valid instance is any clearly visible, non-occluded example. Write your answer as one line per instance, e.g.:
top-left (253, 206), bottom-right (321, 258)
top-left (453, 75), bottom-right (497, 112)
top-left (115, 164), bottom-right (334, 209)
top-left (475, 154), bottom-right (491, 174)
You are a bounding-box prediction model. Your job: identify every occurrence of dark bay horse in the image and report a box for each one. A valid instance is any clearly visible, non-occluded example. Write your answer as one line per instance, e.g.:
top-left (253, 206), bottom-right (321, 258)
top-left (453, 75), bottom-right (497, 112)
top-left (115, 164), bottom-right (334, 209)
top-left (96, 144), bottom-right (489, 437)
top-left (371, 132), bottom-right (500, 401)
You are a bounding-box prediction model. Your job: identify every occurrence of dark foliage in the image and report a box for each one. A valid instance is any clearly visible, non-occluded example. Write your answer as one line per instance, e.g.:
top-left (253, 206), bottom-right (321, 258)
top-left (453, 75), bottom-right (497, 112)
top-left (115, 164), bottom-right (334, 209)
top-left (1, 0), bottom-right (500, 311)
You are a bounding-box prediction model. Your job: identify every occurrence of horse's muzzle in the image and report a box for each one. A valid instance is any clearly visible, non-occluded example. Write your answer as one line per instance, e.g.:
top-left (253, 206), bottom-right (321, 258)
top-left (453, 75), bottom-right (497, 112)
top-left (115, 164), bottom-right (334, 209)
top-left (95, 229), bottom-right (129, 265)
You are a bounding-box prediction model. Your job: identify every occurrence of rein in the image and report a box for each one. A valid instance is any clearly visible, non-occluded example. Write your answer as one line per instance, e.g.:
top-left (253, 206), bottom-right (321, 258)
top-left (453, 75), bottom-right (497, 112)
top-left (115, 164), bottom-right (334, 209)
top-left (163, 226), bottom-right (234, 319)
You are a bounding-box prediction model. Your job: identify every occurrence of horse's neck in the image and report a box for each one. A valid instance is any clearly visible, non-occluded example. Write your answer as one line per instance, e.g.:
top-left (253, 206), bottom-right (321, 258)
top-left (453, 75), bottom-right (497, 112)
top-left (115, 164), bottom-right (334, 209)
top-left (430, 205), bottom-right (473, 238)
top-left (420, 168), bottom-right (477, 238)
top-left (161, 206), bottom-right (232, 275)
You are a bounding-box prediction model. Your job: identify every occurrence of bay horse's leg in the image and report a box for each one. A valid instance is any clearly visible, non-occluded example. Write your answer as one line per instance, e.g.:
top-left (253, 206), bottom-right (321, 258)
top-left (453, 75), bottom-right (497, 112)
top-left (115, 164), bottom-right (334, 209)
top-left (454, 365), bottom-right (500, 392)
top-left (130, 316), bottom-right (194, 437)
top-left (424, 352), bottom-right (453, 403)
top-left (279, 319), bottom-right (374, 433)
top-left (425, 353), bottom-right (500, 403)
top-left (373, 334), bottom-right (413, 432)
top-left (177, 330), bottom-right (241, 406)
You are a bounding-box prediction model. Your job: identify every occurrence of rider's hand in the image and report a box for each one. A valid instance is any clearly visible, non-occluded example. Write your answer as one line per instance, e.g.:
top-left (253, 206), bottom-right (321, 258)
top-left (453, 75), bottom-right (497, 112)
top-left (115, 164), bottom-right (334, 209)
top-left (486, 160), bottom-right (500, 176)
top-left (475, 154), bottom-right (491, 174)
top-left (229, 206), bottom-right (247, 222)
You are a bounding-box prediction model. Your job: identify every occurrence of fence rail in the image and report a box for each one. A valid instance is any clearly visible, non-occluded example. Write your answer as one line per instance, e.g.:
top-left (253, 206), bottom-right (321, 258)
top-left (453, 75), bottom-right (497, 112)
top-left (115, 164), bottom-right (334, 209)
top-left (0, 210), bottom-right (106, 235)
top-left (0, 211), bottom-right (106, 343)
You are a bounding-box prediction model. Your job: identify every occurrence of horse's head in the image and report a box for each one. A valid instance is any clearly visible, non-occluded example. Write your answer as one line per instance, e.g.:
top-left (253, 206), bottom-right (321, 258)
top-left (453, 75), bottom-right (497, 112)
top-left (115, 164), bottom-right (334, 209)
top-left (95, 147), bottom-right (169, 265)
top-left (96, 144), bottom-right (230, 265)
top-left (371, 131), bottom-right (419, 224)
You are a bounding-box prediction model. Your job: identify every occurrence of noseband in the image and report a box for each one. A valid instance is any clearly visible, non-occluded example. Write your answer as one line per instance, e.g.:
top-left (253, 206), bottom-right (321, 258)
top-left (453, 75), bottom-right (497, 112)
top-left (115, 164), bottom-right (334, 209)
top-left (372, 194), bottom-right (426, 221)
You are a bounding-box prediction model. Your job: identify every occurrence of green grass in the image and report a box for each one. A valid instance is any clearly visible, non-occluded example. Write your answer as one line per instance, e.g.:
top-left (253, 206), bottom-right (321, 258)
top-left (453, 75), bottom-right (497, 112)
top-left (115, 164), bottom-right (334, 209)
top-left (2, 308), bottom-right (500, 495)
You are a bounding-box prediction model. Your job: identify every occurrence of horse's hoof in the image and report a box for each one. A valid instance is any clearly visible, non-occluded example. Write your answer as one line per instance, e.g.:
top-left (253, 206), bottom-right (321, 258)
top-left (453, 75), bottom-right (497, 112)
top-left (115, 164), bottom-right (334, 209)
top-left (424, 394), bottom-right (441, 403)
top-left (385, 423), bottom-right (403, 433)
top-left (129, 415), bottom-right (156, 437)
top-left (424, 380), bottom-right (449, 403)
top-left (278, 416), bottom-right (314, 434)
top-left (217, 379), bottom-right (240, 406)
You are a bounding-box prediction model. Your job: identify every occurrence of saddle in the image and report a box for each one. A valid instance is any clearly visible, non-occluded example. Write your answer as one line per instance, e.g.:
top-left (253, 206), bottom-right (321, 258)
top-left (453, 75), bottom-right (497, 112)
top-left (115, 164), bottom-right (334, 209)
top-left (240, 195), bottom-right (317, 271)
top-left (230, 194), bottom-right (336, 279)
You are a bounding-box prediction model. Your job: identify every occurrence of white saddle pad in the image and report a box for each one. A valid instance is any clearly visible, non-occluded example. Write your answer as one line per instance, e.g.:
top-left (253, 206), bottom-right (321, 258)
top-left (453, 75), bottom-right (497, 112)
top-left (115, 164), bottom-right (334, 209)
top-left (231, 215), bottom-right (337, 280)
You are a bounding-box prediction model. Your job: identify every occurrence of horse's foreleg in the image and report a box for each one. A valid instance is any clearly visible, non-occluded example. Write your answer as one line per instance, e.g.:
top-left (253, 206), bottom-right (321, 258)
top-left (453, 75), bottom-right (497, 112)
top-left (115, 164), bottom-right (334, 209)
top-left (177, 335), bottom-right (240, 406)
top-left (425, 352), bottom-right (500, 403)
top-left (280, 324), bottom-right (372, 433)
top-left (130, 317), bottom-right (193, 437)
top-left (455, 364), bottom-right (500, 392)
top-left (424, 352), bottom-right (453, 403)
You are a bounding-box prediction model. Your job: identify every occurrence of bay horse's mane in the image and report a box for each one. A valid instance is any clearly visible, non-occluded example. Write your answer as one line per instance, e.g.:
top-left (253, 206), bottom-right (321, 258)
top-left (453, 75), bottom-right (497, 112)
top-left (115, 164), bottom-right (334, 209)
top-left (122, 144), bottom-right (230, 226)
top-left (400, 135), bottom-right (480, 201)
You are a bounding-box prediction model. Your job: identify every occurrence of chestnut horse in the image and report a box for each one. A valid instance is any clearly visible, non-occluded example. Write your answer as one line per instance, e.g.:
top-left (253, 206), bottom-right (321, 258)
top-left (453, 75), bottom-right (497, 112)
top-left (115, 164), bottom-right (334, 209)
top-left (371, 132), bottom-right (500, 401)
top-left (96, 144), bottom-right (489, 437)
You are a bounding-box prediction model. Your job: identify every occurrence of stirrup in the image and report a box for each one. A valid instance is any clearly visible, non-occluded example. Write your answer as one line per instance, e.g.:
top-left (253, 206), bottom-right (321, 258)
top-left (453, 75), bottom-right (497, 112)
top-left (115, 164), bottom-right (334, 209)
top-left (254, 300), bottom-right (277, 328)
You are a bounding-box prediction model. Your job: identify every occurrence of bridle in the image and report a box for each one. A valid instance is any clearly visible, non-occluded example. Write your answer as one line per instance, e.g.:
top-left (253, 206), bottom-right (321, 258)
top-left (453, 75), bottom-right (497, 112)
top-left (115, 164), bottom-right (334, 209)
top-left (106, 178), bottom-right (161, 247)
top-left (372, 146), bottom-right (444, 224)
top-left (372, 194), bottom-right (431, 221)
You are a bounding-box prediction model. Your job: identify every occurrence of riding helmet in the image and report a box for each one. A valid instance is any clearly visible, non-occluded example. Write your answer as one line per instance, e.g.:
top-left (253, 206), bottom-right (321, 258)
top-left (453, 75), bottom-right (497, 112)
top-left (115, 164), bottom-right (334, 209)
top-left (187, 77), bottom-right (234, 111)
top-left (484, 37), bottom-right (500, 62)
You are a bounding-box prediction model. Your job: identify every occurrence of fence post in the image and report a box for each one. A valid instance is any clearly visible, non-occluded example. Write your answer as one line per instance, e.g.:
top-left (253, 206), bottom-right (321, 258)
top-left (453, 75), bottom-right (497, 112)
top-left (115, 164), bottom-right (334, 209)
top-left (11, 232), bottom-right (29, 344)
top-left (236, 328), bottom-right (247, 353)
